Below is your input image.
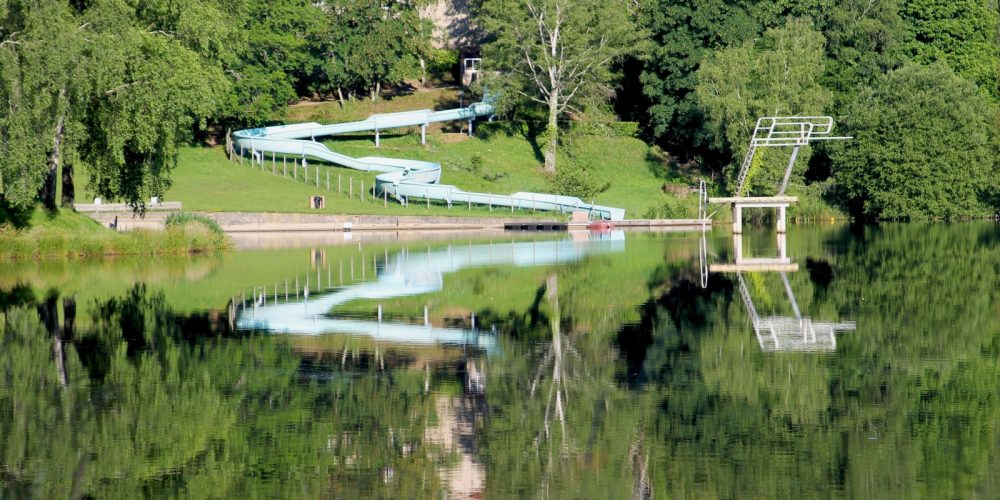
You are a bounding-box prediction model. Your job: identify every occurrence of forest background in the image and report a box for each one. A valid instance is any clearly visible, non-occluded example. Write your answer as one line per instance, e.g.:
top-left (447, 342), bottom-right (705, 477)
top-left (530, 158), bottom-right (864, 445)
top-left (0, 0), bottom-right (997, 220)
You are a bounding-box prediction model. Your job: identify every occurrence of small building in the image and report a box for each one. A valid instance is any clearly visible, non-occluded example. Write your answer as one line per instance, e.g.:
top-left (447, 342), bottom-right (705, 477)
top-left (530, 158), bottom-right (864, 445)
top-left (460, 47), bottom-right (482, 87)
top-left (421, 0), bottom-right (485, 87)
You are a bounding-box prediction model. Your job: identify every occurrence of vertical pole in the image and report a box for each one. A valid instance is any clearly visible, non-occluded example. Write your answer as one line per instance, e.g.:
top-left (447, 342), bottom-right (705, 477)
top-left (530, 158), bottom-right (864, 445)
top-left (326, 171), bottom-right (330, 191)
top-left (349, 177), bottom-right (353, 198)
top-left (421, 124), bottom-right (427, 145)
top-left (361, 180), bottom-right (365, 202)
top-left (777, 205), bottom-right (787, 233)
top-left (378, 304), bottom-right (383, 323)
top-left (424, 306), bottom-right (429, 327)
top-left (734, 234), bottom-right (744, 263)
top-left (338, 174), bottom-right (342, 195)
top-left (375, 129), bottom-right (380, 148)
top-left (468, 119), bottom-right (473, 137)
top-left (283, 155), bottom-right (287, 177)
top-left (384, 189), bottom-right (387, 207)
top-left (733, 204), bottom-right (743, 234)
top-left (272, 152), bottom-right (275, 174)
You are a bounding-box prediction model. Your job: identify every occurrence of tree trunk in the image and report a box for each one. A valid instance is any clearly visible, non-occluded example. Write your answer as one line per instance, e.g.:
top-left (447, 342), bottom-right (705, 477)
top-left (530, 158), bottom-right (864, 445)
top-left (43, 114), bottom-right (65, 210)
top-left (420, 58), bottom-right (426, 87)
top-left (61, 159), bottom-right (75, 208)
top-left (544, 92), bottom-right (559, 173)
top-left (37, 294), bottom-right (66, 387)
top-left (337, 86), bottom-right (345, 108)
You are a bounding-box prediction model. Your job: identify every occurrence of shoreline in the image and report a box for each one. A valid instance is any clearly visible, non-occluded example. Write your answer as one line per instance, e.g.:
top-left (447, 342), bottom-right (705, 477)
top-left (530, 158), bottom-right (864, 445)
top-left (84, 211), bottom-right (710, 233)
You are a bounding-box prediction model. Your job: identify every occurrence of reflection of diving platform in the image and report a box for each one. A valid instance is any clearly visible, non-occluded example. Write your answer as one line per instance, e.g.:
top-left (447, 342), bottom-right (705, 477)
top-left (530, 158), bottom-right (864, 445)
top-left (234, 233), bottom-right (626, 349)
top-left (709, 232), bottom-right (855, 352)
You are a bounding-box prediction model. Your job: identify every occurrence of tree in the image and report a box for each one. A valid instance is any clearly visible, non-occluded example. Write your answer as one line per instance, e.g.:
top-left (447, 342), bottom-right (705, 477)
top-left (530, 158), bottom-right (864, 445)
top-left (319, 0), bottom-right (428, 103)
top-left (0, 0), bottom-right (81, 209)
top-left (900, 0), bottom-right (1000, 100)
top-left (832, 63), bottom-right (996, 219)
top-left (477, 0), bottom-right (646, 172)
top-left (637, 0), bottom-right (758, 150)
top-left (694, 18), bottom-right (832, 193)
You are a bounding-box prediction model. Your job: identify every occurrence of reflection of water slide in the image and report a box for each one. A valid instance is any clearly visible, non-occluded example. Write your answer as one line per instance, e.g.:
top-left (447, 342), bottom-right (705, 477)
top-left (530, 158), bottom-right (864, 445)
top-left (232, 102), bottom-right (626, 220)
top-left (236, 232), bottom-right (626, 348)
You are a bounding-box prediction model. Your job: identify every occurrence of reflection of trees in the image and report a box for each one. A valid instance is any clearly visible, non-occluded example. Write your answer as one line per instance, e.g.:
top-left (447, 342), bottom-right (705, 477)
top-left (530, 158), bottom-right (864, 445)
top-left (0, 285), bottom-right (448, 497)
top-left (626, 223), bottom-right (1000, 498)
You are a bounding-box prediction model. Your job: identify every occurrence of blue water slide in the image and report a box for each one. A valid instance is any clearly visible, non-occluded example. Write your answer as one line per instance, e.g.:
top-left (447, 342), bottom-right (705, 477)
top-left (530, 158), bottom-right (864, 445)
top-left (231, 102), bottom-right (626, 220)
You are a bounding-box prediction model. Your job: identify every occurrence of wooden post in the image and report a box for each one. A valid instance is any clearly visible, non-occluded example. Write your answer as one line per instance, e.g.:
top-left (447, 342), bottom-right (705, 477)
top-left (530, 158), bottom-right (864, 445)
top-left (421, 124), bottom-right (427, 145)
top-left (375, 129), bottom-right (380, 148)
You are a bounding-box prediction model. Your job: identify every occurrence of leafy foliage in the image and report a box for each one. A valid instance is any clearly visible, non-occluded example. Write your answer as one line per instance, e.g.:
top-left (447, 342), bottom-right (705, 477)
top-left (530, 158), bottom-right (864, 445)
top-left (694, 18), bottom-right (832, 192)
top-left (833, 63), bottom-right (996, 218)
top-left (477, 0), bottom-right (647, 172)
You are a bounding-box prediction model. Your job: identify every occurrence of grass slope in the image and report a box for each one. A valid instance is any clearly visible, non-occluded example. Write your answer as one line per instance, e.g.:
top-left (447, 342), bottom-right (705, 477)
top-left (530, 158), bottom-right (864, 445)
top-left (158, 88), bottom-right (692, 219)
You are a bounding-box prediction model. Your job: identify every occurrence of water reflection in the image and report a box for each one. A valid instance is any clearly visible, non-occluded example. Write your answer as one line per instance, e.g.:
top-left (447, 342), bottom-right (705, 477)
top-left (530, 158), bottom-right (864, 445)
top-left (710, 232), bottom-right (857, 352)
top-left (236, 232), bottom-right (626, 351)
top-left (3, 223), bottom-right (1000, 498)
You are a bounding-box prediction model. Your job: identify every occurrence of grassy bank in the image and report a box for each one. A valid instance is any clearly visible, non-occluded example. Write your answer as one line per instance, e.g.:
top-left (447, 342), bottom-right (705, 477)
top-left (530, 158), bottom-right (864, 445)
top-left (0, 208), bottom-right (230, 260)
top-left (152, 87), bottom-right (703, 219)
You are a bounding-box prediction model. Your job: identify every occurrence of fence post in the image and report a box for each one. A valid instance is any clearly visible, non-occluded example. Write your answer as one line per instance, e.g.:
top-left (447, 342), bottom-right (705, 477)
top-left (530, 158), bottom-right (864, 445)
top-left (283, 155), bottom-right (287, 177)
top-left (349, 177), bottom-right (353, 199)
top-left (272, 152), bottom-right (275, 174)
top-left (361, 180), bottom-right (365, 202)
top-left (338, 174), bottom-right (342, 195)
top-left (293, 159), bottom-right (297, 180)
top-left (326, 171), bottom-right (330, 191)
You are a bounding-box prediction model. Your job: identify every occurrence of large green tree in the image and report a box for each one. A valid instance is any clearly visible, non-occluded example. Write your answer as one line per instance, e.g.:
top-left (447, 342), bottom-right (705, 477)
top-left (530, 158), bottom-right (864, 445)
top-left (477, 0), bottom-right (646, 173)
top-left (694, 18), bottom-right (832, 192)
top-left (833, 63), bottom-right (996, 218)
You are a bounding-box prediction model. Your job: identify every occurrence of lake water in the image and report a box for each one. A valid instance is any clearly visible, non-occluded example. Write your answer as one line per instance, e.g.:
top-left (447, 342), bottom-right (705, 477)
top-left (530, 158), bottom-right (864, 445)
top-left (2, 223), bottom-right (999, 498)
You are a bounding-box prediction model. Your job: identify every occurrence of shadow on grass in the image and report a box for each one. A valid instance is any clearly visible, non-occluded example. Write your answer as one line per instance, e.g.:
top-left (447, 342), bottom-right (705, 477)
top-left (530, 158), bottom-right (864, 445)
top-left (0, 200), bottom-right (34, 229)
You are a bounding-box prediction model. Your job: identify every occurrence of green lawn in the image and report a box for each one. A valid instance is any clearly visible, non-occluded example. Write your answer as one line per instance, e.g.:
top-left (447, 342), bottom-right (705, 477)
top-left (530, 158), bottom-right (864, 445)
top-left (0, 206), bottom-right (228, 259)
top-left (154, 88), bottom-right (696, 219)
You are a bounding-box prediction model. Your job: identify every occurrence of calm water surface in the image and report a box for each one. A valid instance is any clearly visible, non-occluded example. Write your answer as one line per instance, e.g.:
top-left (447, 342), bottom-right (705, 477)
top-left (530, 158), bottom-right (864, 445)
top-left (1, 223), bottom-right (999, 498)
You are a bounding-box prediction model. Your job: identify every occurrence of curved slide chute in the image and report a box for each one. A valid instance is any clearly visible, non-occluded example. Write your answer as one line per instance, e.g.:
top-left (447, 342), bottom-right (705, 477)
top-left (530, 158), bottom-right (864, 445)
top-left (232, 102), bottom-right (626, 220)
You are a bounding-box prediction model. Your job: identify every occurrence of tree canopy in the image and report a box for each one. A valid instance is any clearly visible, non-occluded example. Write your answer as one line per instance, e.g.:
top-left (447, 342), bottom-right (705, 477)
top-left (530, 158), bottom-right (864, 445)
top-left (832, 63), bottom-right (996, 218)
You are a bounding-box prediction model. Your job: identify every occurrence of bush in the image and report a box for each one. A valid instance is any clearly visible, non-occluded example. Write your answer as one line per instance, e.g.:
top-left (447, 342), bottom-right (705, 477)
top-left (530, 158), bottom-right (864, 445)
top-left (164, 212), bottom-right (225, 236)
top-left (546, 158), bottom-right (611, 201)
